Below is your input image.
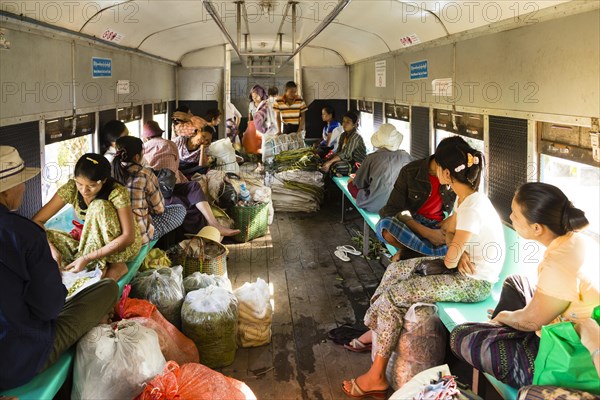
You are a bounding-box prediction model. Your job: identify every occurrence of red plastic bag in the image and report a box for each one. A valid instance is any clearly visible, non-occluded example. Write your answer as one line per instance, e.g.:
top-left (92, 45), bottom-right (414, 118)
top-left (242, 121), bottom-right (262, 155)
top-left (70, 220), bottom-right (84, 240)
top-left (136, 361), bottom-right (256, 400)
top-left (116, 285), bottom-right (199, 365)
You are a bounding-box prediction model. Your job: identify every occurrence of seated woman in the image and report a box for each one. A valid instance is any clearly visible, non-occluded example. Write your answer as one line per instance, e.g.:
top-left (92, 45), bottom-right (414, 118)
top-left (203, 108), bottom-right (222, 137)
top-left (33, 153), bottom-right (142, 281)
top-left (347, 123), bottom-right (414, 213)
top-left (174, 125), bottom-right (213, 177)
top-left (376, 142), bottom-right (456, 261)
top-left (320, 111), bottom-right (367, 174)
top-left (342, 136), bottom-right (505, 398)
top-left (0, 146), bottom-right (118, 391)
top-left (101, 120), bottom-right (129, 163)
top-left (111, 136), bottom-right (187, 246)
top-left (142, 121), bottom-right (240, 238)
top-left (315, 105), bottom-right (343, 159)
top-left (450, 182), bottom-right (598, 388)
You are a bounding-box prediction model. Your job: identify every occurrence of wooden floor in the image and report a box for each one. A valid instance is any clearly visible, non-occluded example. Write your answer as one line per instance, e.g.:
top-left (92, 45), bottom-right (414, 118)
top-left (220, 200), bottom-right (386, 400)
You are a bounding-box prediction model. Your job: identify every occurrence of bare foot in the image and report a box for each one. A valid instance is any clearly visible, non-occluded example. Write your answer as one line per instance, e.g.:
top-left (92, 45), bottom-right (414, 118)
top-left (99, 311), bottom-right (115, 325)
top-left (357, 330), bottom-right (373, 345)
top-left (104, 262), bottom-right (128, 281)
top-left (342, 373), bottom-right (388, 394)
top-left (213, 224), bottom-right (241, 237)
top-left (390, 251), bottom-right (402, 262)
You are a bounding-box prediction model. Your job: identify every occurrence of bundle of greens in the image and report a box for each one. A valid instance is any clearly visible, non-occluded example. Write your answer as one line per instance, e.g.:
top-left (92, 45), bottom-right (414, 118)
top-left (131, 266), bottom-right (185, 329)
top-left (181, 286), bottom-right (239, 369)
top-left (270, 148), bottom-right (321, 173)
top-left (183, 272), bottom-right (232, 293)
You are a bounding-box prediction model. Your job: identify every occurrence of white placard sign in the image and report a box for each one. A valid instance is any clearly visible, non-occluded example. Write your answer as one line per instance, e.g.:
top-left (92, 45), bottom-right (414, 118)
top-left (375, 60), bottom-right (386, 88)
top-left (117, 80), bottom-right (130, 95)
top-left (432, 78), bottom-right (453, 97)
top-left (400, 33), bottom-right (421, 48)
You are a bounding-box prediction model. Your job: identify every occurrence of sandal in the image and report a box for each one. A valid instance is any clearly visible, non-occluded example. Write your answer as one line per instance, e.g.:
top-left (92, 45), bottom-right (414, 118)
top-left (342, 379), bottom-right (387, 399)
top-left (327, 325), bottom-right (368, 345)
top-left (344, 338), bottom-right (372, 353)
top-left (336, 245), bottom-right (362, 256)
top-left (334, 249), bottom-right (350, 262)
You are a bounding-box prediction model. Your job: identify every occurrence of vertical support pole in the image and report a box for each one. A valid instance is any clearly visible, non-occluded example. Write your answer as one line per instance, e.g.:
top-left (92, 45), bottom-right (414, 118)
top-left (293, 52), bottom-right (302, 94)
top-left (483, 114), bottom-right (490, 194)
top-left (223, 44), bottom-right (232, 139)
top-left (236, 1), bottom-right (242, 50)
top-left (363, 220), bottom-right (369, 256)
top-left (527, 119), bottom-right (538, 182)
top-left (279, 33), bottom-right (283, 52)
top-left (340, 191), bottom-right (345, 223)
top-left (291, 2), bottom-right (297, 52)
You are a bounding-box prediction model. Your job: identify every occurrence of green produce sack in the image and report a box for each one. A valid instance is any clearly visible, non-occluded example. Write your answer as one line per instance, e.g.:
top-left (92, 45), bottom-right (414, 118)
top-left (533, 322), bottom-right (600, 394)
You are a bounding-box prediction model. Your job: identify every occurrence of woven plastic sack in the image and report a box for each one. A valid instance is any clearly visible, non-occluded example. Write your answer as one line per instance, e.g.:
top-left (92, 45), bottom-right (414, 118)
top-left (235, 278), bottom-right (273, 347)
top-left (141, 248), bottom-right (171, 272)
top-left (372, 303), bottom-right (447, 390)
top-left (208, 138), bottom-right (240, 173)
top-left (115, 286), bottom-right (199, 365)
top-left (72, 320), bottom-right (166, 400)
top-left (135, 361), bottom-right (256, 400)
top-left (231, 202), bottom-right (269, 243)
top-left (181, 286), bottom-right (239, 368)
top-left (131, 266), bottom-right (185, 329)
top-left (183, 272), bottom-right (232, 293)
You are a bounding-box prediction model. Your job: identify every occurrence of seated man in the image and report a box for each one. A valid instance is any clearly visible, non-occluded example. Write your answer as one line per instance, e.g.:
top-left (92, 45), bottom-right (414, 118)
top-left (0, 146), bottom-right (118, 390)
top-left (376, 150), bottom-right (456, 261)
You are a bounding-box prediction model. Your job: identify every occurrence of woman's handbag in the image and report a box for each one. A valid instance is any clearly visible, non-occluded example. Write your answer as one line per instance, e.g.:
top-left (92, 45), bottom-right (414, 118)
top-left (231, 202), bottom-right (269, 243)
top-left (413, 258), bottom-right (458, 276)
top-left (533, 321), bottom-right (600, 394)
top-left (168, 236), bottom-right (228, 277)
top-left (153, 168), bottom-right (177, 198)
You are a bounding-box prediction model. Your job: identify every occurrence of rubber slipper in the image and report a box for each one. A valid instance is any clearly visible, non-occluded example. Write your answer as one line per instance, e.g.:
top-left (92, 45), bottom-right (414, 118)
top-left (336, 245), bottom-right (362, 256)
top-left (342, 379), bottom-right (387, 399)
top-left (344, 338), bottom-right (372, 353)
top-left (334, 249), bottom-right (350, 262)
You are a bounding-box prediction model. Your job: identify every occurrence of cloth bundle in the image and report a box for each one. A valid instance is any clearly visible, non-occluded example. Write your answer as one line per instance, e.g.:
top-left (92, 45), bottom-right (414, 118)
top-left (72, 320), bottom-right (166, 399)
top-left (234, 278), bottom-right (273, 348)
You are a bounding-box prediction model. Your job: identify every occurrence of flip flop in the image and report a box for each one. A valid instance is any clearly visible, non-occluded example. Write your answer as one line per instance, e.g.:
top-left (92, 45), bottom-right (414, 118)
top-left (336, 245), bottom-right (362, 256)
top-left (344, 338), bottom-right (372, 353)
top-left (334, 249), bottom-right (350, 262)
top-left (342, 379), bottom-right (387, 399)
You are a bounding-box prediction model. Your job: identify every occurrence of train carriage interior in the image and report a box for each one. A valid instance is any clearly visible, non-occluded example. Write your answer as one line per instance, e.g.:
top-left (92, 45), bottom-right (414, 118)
top-left (0, 0), bottom-right (599, 399)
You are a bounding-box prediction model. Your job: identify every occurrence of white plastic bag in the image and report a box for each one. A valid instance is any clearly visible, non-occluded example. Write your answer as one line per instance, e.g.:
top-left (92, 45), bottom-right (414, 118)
top-left (208, 138), bottom-right (240, 173)
top-left (181, 285), bottom-right (239, 368)
top-left (131, 266), bottom-right (185, 329)
top-left (234, 278), bottom-right (273, 347)
top-left (183, 272), bottom-right (232, 293)
top-left (389, 364), bottom-right (452, 400)
top-left (62, 267), bottom-right (102, 301)
top-left (371, 303), bottom-right (447, 390)
top-left (72, 320), bottom-right (166, 400)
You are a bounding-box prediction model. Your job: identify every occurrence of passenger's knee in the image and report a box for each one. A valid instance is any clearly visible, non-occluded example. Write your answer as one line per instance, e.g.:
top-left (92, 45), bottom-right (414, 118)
top-left (382, 229), bottom-right (395, 243)
top-left (87, 199), bottom-right (116, 214)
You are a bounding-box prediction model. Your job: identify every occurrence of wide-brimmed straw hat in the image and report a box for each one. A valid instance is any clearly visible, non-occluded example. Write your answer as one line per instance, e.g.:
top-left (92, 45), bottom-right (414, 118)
top-left (0, 146), bottom-right (40, 192)
top-left (185, 226), bottom-right (229, 254)
top-left (370, 123), bottom-right (404, 151)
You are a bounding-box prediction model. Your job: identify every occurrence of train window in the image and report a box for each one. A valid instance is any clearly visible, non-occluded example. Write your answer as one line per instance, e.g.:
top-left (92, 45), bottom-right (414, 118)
top-left (153, 102), bottom-right (168, 133)
top-left (359, 112), bottom-right (375, 152)
top-left (42, 114), bottom-right (95, 203)
top-left (540, 155), bottom-right (599, 237)
top-left (386, 118), bottom-right (411, 153)
top-left (118, 106), bottom-right (142, 138)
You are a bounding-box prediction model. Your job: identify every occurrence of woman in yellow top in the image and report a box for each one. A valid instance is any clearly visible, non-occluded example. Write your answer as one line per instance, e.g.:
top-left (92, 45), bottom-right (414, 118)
top-left (33, 153), bottom-right (142, 281)
top-left (450, 182), bottom-right (599, 388)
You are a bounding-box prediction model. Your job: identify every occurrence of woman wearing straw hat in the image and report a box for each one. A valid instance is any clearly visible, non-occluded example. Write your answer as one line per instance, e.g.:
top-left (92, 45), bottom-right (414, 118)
top-left (0, 146), bottom-right (118, 390)
top-left (348, 124), bottom-right (414, 213)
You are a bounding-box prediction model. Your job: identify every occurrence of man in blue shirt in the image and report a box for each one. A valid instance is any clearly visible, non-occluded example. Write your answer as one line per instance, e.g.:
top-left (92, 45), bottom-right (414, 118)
top-left (0, 146), bottom-right (118, 390)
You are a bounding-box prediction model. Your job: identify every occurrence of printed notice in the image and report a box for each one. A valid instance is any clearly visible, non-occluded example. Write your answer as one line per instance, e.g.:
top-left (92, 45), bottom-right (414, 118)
top-left (409, 60), bottom-right (428, 80)
top-left (432, 78), bottom-right (453, 96)
top-left (375, 60), bottom-right (386, 88)
top-left (117, 80), bottom-right (130, 95)
top-left (92, 57), bottom-right (112, 78)
top-left (400, 33), bottom-right (420, 48)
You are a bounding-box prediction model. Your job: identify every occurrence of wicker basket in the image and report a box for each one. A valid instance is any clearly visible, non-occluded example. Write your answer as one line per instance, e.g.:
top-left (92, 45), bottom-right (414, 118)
top-left (232, 202), bottom-right (269, 243)
top-left (169, 237), bottom-right (227, 277)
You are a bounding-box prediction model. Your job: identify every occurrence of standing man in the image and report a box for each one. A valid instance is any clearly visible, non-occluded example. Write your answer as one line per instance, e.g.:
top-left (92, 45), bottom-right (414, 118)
top-left (273, 81), bottom-right (308, 135)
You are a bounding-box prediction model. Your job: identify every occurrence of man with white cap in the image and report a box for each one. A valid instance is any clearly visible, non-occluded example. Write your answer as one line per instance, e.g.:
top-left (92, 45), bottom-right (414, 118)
top-left (348, 123), bottom-right (414, 213)
top-left (0, 146), bottom-right (118, 390)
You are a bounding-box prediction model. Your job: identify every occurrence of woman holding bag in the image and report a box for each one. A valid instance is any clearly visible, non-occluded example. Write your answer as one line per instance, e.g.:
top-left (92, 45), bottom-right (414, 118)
top-left (450, 182), bottom-right (599, 389)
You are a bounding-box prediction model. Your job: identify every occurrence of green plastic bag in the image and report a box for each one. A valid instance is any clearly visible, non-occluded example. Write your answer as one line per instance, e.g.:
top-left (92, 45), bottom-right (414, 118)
top-left (533, 321), bottom-right (600, 394)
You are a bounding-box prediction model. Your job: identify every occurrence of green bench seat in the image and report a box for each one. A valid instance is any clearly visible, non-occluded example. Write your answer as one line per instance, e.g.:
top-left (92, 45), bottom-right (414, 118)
top-left (332, 176), bottom-right (523, 399)
top-left (0, 205), bottom-right (155, 399)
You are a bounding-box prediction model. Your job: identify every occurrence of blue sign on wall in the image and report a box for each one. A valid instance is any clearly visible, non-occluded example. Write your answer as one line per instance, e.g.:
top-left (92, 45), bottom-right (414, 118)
top-left (92, 57), bottom-right (112, 78)
top-left (410, 60), bottom-right (428, 80)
